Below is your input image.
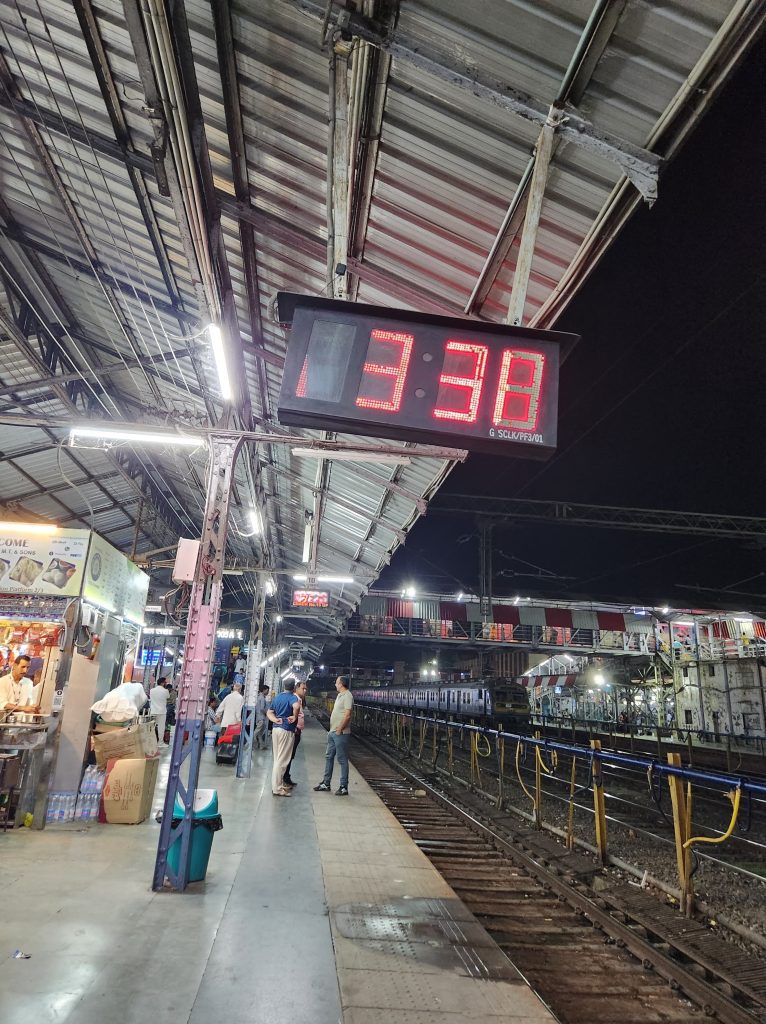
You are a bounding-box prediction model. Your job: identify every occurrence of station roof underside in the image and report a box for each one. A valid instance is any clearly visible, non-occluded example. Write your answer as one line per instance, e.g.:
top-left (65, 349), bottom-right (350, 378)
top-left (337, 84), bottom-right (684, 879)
top-left (0, 0), bottom-right (761, 655)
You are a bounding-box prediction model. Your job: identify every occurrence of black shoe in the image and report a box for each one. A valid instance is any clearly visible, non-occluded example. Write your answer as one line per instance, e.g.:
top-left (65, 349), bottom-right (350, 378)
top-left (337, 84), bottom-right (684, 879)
top-left (283, 780), bottom-right (296, 788)
top-left (313, 782), bottom-right (331, 792)
top-left (335, 786), bottom-right (348, 796)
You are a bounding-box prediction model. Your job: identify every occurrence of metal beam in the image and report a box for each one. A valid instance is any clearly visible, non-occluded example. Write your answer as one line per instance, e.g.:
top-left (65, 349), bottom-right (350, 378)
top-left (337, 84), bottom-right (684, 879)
top-left (432, 495), bottom-right (766, 539)
top-left (505, 110), bottom-right (558, 326)
top-left (465, 0), bottom-right (628, 317)
top-left (293, 0), bottom-right (661, 201)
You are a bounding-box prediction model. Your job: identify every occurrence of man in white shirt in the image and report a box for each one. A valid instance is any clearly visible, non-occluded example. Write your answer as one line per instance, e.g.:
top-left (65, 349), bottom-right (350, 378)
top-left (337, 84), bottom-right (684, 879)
top-left (233, 655), bottom-right (246, 686)
top-left (216, 682), bottom-right (244, 729)
top-left (150, 676), bottom-right (169, 745)
top-left (0, 655), bottom-right (38, 713)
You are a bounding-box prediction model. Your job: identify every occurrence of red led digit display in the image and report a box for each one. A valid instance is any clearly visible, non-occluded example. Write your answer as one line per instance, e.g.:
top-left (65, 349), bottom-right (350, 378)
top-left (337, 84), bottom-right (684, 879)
top-left (492, 350), bottom-right (545, 431)
top-left (433, 341), bottom-right (488, 422)
top-left (277, 294), bottom-right (572, 459)
top-left (356, 329), bottom-right (414, 412)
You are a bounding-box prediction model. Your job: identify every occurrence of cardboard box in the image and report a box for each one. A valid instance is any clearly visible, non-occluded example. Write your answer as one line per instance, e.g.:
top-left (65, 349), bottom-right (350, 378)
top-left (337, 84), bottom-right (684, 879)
top-left (102, 756), bottom-right (160, 824)
top-left (92, 720), bottom-right (158, 770)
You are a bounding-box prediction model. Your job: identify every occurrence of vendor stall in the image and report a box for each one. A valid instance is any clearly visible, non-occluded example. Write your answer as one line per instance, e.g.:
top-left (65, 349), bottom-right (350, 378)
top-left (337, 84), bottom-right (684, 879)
top-left (0, 523), bottom-right (149, 828)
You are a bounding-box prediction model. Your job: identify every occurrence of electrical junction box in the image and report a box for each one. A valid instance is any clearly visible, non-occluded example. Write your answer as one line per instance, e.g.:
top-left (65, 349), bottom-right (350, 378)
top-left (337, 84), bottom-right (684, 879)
top-left (172, 538), bottom-right (200, 583)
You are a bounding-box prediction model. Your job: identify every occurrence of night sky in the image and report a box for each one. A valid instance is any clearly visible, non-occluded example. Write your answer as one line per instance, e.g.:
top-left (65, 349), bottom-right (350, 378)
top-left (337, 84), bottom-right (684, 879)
top-left (377, 48), bottom-right (766, 613)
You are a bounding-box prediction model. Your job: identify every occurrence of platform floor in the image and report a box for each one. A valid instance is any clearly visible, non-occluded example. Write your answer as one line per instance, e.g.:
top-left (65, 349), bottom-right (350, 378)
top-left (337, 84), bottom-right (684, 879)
top-left (0, 717), bottom-right (556, 1024)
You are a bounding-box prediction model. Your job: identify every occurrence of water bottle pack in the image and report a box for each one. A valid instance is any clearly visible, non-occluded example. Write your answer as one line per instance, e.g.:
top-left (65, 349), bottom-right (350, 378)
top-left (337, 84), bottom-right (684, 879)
top-left (46, 768), bottom-right (106, 824)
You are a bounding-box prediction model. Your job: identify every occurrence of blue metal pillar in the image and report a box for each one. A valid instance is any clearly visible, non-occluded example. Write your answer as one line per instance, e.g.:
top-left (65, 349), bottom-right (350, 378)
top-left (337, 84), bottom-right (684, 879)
top-left (153, 434), bottom-right (243, 891)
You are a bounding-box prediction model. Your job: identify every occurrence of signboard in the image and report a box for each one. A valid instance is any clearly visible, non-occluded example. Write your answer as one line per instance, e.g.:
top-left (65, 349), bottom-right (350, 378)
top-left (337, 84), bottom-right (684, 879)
top-left (0, 528), bottom-right (90, 597)
top-left (277, 295), bottom-right (576, 458)
top-left (292, 589), bottom-right (329, 608)
top-left (83, 533), bottom-right (150, 623)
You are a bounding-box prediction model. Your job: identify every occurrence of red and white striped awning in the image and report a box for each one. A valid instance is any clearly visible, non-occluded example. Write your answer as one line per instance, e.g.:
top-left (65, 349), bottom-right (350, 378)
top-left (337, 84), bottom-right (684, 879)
top-left (519, 674), bottom-right (578, 690)
top-left (492, 607), bottom-right (653, 632)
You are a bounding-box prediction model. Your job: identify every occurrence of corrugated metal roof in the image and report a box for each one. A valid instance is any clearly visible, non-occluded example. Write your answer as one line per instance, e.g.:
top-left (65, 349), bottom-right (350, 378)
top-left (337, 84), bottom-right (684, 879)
top-left (0, 0), bottom-right (761, 656)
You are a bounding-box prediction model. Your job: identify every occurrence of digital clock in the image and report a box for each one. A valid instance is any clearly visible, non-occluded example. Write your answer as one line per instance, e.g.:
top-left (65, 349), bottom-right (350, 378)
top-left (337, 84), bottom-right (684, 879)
top-left (276, 295), bottom-right (575, 458)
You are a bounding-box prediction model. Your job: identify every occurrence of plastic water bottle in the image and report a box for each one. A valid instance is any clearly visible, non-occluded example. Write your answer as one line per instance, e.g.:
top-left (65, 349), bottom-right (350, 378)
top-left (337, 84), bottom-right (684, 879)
top-left (89, 793), bottom-right (99, 821)
top-left (46, 795), bottom-right (56, 824)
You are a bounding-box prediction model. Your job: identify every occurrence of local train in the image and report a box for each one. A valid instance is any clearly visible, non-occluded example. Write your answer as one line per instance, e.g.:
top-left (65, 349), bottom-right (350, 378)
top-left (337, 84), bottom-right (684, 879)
top-left (354, 677), bottom-right (531, 729)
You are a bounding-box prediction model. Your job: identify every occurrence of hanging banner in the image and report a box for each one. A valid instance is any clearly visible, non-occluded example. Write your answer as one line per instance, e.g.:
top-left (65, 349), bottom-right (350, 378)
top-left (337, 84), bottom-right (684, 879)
top-left (83, 533), bottom-right (150, 623)
top-left (0, 528), bottom-right (90, 597)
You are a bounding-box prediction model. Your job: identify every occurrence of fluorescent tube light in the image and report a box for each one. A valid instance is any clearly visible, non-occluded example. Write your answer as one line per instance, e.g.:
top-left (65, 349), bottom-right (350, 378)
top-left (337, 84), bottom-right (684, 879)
top-left (207, 324), bottom-right (232, 402)
top-left (302, 520), bottom-right (312, 563)
top-left (249, 508), bottom-right (263, 535)
top-left (70, 426), bottom-right (204, 447)
top-left (292, 574), bottom-right (353, 584)
top-left (222, 569), bottom-right (244, 576)
top-left (0, 521), bottom-right (59, 535)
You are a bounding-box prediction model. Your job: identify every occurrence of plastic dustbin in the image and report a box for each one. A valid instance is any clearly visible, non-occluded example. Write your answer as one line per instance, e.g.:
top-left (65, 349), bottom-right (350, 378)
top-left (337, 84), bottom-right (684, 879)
top-left (166, 789), bottom-right (222, 882)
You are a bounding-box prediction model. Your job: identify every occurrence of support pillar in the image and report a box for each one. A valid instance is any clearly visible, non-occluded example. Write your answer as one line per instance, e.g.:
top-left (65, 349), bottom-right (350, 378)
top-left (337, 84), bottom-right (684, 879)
top-left (667, 752), bottom-right (694, 915)
top-left (236, 583), bottom-right (266, 778)
top-left (591, 739), bottom-right (608, 866)
top-left (152, 434), bottom-right (242, 891)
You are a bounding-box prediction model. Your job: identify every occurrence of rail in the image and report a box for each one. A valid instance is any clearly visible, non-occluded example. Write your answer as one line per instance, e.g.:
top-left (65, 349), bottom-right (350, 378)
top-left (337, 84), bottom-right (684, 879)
top-left (355, 701), bottom-right (766, 917)
top-left (354, 703), bottom-right (766, 797)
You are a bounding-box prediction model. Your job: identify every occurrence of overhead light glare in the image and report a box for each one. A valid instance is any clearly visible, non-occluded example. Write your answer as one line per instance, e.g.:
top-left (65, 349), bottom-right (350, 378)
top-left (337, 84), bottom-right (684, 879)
top-left (249, 508), bottom-right (263, 535)
top-left (69, 426), bottom-right (205, 447)
top-left (265, 578), bottom-right (275, 596)
top-left (660, 606), bottom-right (670, 615)
top-left (275, 614), bottom-right (283, 623)
top-left (673, 620), bottom-right (695, 627)
top-left (207, 323), bottom-right (232, 402)
top-left (0, 520), bottom-right (59, 535)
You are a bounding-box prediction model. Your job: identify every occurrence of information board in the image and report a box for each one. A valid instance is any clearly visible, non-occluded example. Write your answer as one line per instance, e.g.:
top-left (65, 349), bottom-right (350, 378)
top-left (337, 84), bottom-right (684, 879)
top-left (277, 295), bottom-right (577, 458)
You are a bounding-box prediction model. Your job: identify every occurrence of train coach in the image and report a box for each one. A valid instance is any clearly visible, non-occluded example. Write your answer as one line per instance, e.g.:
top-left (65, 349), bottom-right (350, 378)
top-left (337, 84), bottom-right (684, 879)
top-left (355, 677), bottom-right (531, 730)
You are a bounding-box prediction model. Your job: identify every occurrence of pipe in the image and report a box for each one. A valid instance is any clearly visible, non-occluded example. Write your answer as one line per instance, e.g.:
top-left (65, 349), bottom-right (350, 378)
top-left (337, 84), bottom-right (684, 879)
top-left (357, 704), bottom-right (766, 796)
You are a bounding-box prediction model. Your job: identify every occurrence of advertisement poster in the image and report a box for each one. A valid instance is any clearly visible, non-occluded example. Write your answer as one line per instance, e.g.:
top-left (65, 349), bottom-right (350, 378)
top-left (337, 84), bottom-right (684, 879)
top-left (0, 528), bottom-right (90, 597)
top-left (83, 533), bottom-right (150, 623)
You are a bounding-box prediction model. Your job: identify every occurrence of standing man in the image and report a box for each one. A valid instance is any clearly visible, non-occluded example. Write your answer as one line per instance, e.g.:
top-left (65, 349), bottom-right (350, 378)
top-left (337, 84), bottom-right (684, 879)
top-left (150, 676), bottom-right (169, 745)
top-left (233, 652), bottom-right (246, 687)
top-left (267, 680), bottom-right (299, 797)
top-left (283, 680), bottom-right (308, 787)
top-left (254, 683), bottom-right (269, 749)
top-left (314, 676), bottom-right (353, 796)
top-left (216, 682), bottom-right (244, 730)
top-left (0, 655), bottom-right (38, 712)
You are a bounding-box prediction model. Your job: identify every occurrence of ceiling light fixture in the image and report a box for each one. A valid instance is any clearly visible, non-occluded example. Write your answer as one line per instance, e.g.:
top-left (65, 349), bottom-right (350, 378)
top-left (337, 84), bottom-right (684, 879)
top-left (0, 521), bottom-right (60, 535)
top-left (69, 426), bottom-right (205, 447)
top-left (206, 324), bottom-right (232, 402)
top-left (302, 518), bottom-right (312, 563)
top-left (292, 574), bottom-right (353, 584)
top-left (249, 508), bottom-right (263, 535)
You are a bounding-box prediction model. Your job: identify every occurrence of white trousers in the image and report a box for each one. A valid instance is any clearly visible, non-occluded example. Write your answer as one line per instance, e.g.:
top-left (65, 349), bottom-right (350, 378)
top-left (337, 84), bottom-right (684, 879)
top-left (271, 729), bottom-right (294, 794)
top-left (154, 712), bottom-right (167, 744)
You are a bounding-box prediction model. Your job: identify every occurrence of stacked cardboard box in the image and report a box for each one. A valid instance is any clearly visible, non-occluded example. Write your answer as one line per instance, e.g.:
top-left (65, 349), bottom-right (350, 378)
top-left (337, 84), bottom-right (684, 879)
top-left (102, 756), bottom-right (160, 825)
top-left (92, 719), bottom-right (158, 771)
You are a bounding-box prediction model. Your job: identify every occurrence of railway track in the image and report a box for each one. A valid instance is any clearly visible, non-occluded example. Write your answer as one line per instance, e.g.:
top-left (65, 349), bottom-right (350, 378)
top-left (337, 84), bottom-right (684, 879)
top-left (345, 734), bottom-right (766, 1024)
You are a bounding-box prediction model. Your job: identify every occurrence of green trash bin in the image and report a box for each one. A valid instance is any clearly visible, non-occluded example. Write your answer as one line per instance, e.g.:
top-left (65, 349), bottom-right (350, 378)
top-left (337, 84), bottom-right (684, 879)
top-left (167, 789), bottom-right (222, 882)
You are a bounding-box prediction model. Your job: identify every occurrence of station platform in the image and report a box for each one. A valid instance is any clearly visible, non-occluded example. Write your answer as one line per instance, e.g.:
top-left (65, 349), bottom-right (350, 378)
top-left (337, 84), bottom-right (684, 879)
top-left (0, 717), bottom-right (556, 1024)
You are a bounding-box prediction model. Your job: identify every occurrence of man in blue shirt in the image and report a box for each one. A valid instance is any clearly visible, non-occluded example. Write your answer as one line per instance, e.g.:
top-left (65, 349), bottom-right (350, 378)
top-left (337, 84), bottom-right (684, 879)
top-left (267, 679), bottom-right (300, 797)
